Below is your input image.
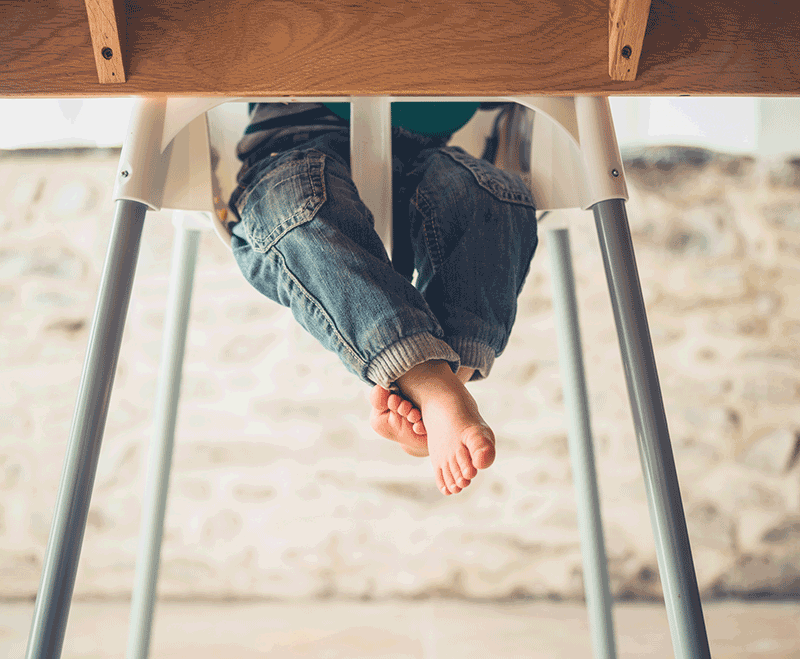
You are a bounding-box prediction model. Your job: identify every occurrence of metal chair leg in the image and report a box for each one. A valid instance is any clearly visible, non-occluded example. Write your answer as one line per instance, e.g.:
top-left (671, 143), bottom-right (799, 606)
top-left (592, 198), bottom-right (711, 659)
top-left (547, 226), bottom-right (618, 659)
top-left (126, 219), bottom-right (202, 659)
top-left (25, 199), bottom-right (149, 659)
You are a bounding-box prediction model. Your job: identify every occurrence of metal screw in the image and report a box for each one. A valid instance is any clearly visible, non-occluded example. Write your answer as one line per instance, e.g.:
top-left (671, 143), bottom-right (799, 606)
top-left (102, 47), bottom-right (114, 60)
top-left (621, 46), bottom-right (632, 59)
top-left (612, 169), bottom-right (619, 177)
top-left (120, 170), bottom-right (129, 178)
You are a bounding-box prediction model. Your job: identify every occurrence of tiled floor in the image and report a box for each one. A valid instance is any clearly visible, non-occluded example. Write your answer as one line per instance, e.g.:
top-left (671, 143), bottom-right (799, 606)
top-left (3, 599), bottom-right (798, 658)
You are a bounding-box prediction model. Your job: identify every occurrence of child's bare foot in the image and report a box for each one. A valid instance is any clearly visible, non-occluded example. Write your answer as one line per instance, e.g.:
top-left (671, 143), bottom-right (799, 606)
top-left (369, 385), bottom-right (428, 457)
top-left (368, 367), bottom-right (475, 458)
top-left (396, 361), bottom-right (495, 496)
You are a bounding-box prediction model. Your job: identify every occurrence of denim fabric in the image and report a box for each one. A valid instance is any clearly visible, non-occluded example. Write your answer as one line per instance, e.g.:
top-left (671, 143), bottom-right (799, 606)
top-left (228, 127), bottom-right (538, 389)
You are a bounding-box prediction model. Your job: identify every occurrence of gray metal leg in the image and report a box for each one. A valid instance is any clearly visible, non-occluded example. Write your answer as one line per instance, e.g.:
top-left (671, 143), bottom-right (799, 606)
top-left (547, 227), bottom-right (617, 659)
top-left (126, 222), bottom-right (202, 659)
top-left (592, 199), bottom-right (711, 659)
top-left (25, 199), bottom-right (149, 659)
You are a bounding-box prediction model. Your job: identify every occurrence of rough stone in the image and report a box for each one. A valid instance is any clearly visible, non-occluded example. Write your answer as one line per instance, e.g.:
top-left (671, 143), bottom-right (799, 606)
top-left (232, 483), bottom-right (278, 503)
top-left (762, 201), bottom-right (800, 231)
top-left (761, 515), bottom-right (800, 545)
top-left (3, 142), bottom-right (800, 603)
top-left (712, 553), bottom-right (800, 597)
top-left (0, 244), bottom-right (87, 280)
top-left (740, 427), bottom-right (800, 474)
top-left (766, 157), bottom-right (800, 189)
top-left (623, 146), bottom-right (714, 181)
top-left (686, 501), bottom-right (737, 551)
top-left (50, 181), bottom-right (99, 217)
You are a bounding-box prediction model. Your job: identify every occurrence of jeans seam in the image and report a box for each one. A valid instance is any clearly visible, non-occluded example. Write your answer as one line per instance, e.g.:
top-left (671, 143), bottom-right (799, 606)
top-left (239, 150), bottom-right (327, 254)
top-left (262, 149), bottom-right (323, 248)
top-left (515, 228), bottom-right (539, 297)
top-left (236, 162), bottom-right (286, 219)
top-left (272, 248), bottom-right (367, 370)
top-left (413, 188), bottom-right (444, 272)
top-left (440, 146), bottom-right (536, 208)
top-left (250, 204), bottom-right (307, 254)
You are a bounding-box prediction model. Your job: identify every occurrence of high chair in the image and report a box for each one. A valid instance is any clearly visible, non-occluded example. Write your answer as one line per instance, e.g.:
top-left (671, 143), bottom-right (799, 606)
top-left (24, 96), bottom-right (712, 659)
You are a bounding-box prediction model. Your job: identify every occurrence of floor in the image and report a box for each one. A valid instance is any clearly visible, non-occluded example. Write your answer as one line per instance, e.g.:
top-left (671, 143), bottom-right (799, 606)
top-left (2, 599), bottom-right (798, 658)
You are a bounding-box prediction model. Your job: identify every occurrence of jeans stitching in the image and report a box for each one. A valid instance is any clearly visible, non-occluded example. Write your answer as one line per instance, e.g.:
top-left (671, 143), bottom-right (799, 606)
top-left (413, 188), bottom-right (444, 272)
top-left (244, 151), bottom-right (327, 254)
top-left (440, 146), bottom-right (535, 208)
top-left (272, 248), bottom-right (367, 369)
top-left (236, 156), bottom-right (291, 217)
top-left (259, 154), bottom-right (321, 251)
top-left (516, 230), bottom-right (539, 297)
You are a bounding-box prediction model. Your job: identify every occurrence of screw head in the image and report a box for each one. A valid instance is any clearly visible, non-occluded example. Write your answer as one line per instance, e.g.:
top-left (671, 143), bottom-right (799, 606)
top-left (621, 46), bottom-right (632, 59)
top-left (102, 47), bottom-right (114, 60)
top-left (612, 169), bottom-right (620, 177)
top-left (120, 170), bottom-right (129, 178)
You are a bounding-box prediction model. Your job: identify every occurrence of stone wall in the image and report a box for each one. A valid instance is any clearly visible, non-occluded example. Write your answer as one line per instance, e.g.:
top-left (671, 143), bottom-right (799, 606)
top-left (0, 143), bottom-right (798, 602)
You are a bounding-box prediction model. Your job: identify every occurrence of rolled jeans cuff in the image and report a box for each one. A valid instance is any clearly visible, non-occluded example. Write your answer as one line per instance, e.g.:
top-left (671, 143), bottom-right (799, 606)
top-left (446, 336), bottom-right (496, 382)
top-left (366, 332), bottom-right (461, 390)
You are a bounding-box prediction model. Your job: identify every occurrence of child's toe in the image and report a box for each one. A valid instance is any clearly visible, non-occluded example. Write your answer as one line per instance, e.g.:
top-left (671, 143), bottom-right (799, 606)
top-left (435, 468), bottom-right (449, 495)
top-left (450, 458), bottom-right (470, 488)
top-left (396, 399), bottom-right (412, 417)
top-left (464, 426), bottom-right (496, 469)
top-left (455, 444), bottom-right (477, 480)
top-left (370, 385), bottom-right (391, 411)
top-left (441, 463), bottom-right (461, 493)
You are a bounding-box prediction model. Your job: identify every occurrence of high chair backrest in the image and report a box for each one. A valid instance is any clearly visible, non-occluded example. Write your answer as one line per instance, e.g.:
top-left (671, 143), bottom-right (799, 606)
top-left (113, 97), bottom-right (628, 253)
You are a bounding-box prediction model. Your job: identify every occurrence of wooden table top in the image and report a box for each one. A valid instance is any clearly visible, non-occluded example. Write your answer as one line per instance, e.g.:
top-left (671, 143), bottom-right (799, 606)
top-left (1, 0), bottom-right (799, 98)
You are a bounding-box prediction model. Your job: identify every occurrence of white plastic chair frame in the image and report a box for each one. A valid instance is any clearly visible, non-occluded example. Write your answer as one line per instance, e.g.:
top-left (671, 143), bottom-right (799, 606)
top-left (24, 97), bottom-right (712, 659)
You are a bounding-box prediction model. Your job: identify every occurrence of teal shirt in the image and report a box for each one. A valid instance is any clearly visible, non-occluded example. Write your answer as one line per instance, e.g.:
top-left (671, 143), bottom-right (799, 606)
top-left (322, 102), bottom-right (480, 138)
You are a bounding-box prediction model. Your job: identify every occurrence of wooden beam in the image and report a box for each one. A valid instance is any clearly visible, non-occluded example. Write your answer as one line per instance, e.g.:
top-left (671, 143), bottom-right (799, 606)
top-left (609, 0), bottom-right (652, 81)
top-left (83, 0), bottom-right (126, 83)
top-left (2, 0), bottom-right (799, 97)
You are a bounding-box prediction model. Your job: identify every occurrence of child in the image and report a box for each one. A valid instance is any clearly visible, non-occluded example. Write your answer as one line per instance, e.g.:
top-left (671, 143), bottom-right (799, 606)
top-left (227, 102), bottom-right (538, 495)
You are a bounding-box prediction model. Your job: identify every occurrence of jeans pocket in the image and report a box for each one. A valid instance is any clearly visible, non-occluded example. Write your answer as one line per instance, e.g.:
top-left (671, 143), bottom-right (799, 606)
top-left (236, 149), bottom-right (327, 254)
top-left (440, 146), bottom-right (536, 209)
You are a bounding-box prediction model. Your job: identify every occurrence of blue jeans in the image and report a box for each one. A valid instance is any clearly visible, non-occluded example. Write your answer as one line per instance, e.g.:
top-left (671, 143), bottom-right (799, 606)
top-left (228, 127), bottom-right (538, 389)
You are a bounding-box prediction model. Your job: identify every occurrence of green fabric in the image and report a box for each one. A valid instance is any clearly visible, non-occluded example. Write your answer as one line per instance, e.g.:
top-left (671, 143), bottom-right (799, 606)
top-left (323, 102), bottom-right (480, 138)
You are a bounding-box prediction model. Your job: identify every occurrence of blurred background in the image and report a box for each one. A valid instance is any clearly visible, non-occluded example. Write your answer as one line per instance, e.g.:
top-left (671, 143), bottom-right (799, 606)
top-left (0, 97), bottom-right (798, 657)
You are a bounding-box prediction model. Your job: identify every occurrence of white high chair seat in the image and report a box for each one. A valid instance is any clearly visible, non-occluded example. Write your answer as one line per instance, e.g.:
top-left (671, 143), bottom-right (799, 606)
top-left (113, 97), bottom-right (629, 254)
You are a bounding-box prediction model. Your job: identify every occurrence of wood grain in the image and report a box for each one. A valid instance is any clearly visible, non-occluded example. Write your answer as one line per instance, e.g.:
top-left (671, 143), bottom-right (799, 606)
top-left (609, 0), bottom-right (652, 81)
top-left (83, 0), bottom-right (126, 83)
top-left (0, 0), bottom-right (798, 97)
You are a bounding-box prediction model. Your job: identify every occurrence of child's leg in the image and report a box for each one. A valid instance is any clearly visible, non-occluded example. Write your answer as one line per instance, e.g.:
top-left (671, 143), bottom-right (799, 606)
top-left (229, 130), bottom-right (460, 390)
top-left (404, 144), bottom-right (539, 381)
top-left (229, 131), bottom-right (507, 495)
top-left (378, 145), bottom-right (538, 491)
